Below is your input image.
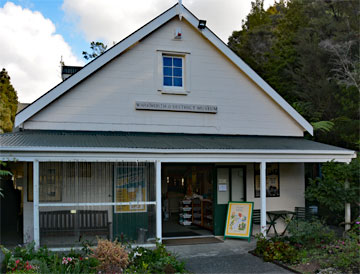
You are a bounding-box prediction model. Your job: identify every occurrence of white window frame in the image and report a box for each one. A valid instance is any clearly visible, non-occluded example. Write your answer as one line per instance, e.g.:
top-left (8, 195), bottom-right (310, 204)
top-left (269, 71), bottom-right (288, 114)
top-left (156, 50), bottom-right (191, 95)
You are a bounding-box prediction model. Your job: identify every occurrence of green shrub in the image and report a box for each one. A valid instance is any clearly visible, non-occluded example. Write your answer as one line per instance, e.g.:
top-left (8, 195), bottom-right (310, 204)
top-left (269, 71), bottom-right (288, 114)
top-left (125, 242), bottom-right (187, 274)
top-left (321, 229), bottom-right (360, 273)
top-left (287, 218), bottom-right (336, 247)
top-left (254, 235), bottom-right (298, 264)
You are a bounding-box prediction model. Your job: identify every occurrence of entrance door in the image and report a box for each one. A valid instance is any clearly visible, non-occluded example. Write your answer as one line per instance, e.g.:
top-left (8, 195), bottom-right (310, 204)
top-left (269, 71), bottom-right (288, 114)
top-left (213, 166), bottom-right (246, 235)
top-left (161, 164), bottom-right (215, 238)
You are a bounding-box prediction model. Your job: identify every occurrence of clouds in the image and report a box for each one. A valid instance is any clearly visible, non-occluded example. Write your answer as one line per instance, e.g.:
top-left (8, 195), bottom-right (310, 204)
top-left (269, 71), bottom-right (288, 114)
top-left (62, 0), bottom-right (274, 45)
top-left (0, 2), bottom-right (82, 103)
top-left (1, 0), bottom-right (275, 103)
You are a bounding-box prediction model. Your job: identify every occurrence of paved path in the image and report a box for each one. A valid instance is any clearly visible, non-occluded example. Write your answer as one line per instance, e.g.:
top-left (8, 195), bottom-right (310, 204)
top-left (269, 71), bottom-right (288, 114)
top-left (166, 238), bottom-right (291, 274)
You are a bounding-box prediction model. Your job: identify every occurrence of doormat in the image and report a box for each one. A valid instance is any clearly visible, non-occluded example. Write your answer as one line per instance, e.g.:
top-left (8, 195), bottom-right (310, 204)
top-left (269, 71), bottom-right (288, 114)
top-left (162, 231), bottom-right (200, 237)
top-left (163, 237), bottom-right (223, 246)
top-left (187, 226), bottom-right (205, 230)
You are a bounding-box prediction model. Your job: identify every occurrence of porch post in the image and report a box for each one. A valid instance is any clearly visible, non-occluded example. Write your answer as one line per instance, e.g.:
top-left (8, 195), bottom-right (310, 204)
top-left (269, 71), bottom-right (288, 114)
top-left (345, 180), bottom-right (351, 231)
top-left (260, 161), bottom-right (267, 236)
top-left (33, 160), bottom-right (40, 249)
top-left (155, 160), bottom-right (162, 242)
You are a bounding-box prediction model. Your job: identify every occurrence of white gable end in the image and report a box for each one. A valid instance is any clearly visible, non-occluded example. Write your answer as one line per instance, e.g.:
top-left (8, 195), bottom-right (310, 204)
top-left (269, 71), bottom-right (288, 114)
top-left (23, 17), bottom-right (305, 137)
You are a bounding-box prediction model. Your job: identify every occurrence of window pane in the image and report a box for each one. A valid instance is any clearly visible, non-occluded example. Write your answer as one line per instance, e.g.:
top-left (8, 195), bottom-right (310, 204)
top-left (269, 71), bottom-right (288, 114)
top-left (173, 68), bottom-right (182, 77)
top-left (174, 77), bottom-right (182, 87)
top-left (163, 67), bottom-right (172, 76)
top-left (173, 58), bottom-right (182, 67)
top-left (164, 77), bottom-right (172, 86)
top-left (163, 57), bottom-right (172, 66)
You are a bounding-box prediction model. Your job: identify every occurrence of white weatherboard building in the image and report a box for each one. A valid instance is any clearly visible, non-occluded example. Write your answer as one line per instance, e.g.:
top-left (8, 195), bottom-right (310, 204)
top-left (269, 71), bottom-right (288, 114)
top-left (0, 3), bottom-right (355, 249)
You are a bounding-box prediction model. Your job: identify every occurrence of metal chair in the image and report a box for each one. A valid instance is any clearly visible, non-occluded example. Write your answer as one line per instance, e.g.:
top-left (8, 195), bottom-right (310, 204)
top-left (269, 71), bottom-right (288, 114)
top-left (294, 206), bottom-right (317, 221)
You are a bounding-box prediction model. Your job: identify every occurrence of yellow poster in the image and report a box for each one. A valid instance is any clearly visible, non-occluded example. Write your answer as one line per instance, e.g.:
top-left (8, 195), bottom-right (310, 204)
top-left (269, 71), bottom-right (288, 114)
top-left (115, 167), bottom-right (147, 213)
top-left (224, 202), bottom-right (253, 241)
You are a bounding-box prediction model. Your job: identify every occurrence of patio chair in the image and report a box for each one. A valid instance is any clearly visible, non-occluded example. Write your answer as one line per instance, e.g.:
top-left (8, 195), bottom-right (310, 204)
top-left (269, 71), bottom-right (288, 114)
top-left (294, 206), bottom-right (317, 221)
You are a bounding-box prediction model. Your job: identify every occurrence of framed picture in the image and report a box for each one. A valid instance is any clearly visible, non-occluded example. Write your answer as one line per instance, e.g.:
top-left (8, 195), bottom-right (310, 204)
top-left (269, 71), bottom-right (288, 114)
top-left (28, 163), bottom-right (63, 202)
top-left (39, 168), bottom-right (62, 202)
top-left (254, 163), bottom-right (280, 198)
top-left (224, 201), bottom-right (254, 241)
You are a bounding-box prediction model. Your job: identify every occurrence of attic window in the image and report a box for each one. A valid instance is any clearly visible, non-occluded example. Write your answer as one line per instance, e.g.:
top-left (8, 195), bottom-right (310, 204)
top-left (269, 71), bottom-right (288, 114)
top-left (157, 50), bottom-right (191, 95)
top-left (163, 56), bottom-right (183, 88)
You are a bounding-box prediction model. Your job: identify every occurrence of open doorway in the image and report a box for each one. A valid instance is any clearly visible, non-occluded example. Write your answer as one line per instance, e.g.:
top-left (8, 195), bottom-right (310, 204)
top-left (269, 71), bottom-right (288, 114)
top-left (0, 162), bottom-right (24, 246)
top-left (161, 164), bottom-right (214, 238)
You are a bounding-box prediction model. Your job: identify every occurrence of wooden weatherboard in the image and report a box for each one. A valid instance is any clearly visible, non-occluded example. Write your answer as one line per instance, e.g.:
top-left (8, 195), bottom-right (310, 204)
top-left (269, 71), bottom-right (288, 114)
top-left (224, 202), bottom-right (254, 241)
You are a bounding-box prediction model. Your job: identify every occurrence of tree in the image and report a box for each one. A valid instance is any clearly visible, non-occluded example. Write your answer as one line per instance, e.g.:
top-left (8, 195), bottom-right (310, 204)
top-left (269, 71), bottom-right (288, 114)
top-left (0, 161), bottom-right (12, 198)
top-left (0, 68), bottom-right (18, 133)
top-left (82, 41), bottom-right (107, 60)
top-left (228, 0), bottom-right (359, 150)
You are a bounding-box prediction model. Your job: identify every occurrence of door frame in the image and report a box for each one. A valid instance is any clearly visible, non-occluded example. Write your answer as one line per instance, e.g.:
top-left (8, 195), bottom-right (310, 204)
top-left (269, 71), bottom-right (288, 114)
top-left (213, 165), bottom-right (247, 236)
top-left (160, 163), bottom-right (216, 238)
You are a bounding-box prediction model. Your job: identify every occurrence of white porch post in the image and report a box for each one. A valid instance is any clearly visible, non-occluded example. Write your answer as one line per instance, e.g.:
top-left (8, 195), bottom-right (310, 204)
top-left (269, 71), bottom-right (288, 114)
top-left (260, 161), bottom-right (267, 236)
top-left (345, 180), bottom-right (351, 231)
top-left (155, 160), bottom-right (162, 242)
top-left (33, 160), bottom-right (40, 249)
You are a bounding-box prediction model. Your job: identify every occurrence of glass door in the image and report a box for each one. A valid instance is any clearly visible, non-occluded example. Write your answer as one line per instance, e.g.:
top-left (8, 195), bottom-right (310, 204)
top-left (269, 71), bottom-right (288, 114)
top-left (231, 168), bottom-right (245, 202)
top-left (214, 166), bottom-right (246, 235)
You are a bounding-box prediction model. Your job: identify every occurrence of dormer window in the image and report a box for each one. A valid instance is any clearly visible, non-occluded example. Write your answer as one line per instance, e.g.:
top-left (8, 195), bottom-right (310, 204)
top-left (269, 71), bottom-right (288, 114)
top-left (163, 56), bottom-right (183, 88)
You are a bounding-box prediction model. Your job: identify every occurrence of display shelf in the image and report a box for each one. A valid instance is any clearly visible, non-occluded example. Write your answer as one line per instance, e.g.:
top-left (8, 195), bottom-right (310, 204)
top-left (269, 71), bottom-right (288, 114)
top-left (191, 198), bottom-right (202, 226)
top-left (179, 199), bottom-right (192, 226)
top-left (191, 198), bottom-right (213, 231)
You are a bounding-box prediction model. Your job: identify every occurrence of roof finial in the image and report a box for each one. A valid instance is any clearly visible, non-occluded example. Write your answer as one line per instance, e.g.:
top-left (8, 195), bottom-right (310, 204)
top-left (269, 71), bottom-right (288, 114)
top-left (178, 0), bottom-right (183, 20)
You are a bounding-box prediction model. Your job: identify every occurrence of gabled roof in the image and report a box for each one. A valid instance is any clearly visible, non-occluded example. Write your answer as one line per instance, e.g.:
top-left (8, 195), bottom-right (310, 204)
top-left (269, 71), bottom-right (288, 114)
top-left (15, 3), bottom-right (313, 135)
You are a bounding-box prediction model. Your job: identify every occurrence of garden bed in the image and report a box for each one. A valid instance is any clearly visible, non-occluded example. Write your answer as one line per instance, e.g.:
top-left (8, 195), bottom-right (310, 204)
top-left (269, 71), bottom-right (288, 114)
top-left (1, 239), bottom-right (188, 273)
top-left (252, 218), bottom-right (360, 274)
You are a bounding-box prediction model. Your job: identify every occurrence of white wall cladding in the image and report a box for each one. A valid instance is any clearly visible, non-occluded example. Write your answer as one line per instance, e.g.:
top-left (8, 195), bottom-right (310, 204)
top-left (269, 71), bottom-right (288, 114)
top-left (246, 163), bottom-right (305, 233)
top-left (24, 18), bottom-right (304, 136)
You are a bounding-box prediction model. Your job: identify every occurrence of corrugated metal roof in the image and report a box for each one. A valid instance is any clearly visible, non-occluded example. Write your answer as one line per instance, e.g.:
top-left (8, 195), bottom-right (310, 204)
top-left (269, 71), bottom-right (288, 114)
top-left (0, 130), bottom-right (350, 152)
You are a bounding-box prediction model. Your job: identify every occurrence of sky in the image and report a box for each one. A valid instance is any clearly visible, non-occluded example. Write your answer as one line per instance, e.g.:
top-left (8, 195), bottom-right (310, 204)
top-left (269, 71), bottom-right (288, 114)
top-left (0, 0), bottom-right (275, 103)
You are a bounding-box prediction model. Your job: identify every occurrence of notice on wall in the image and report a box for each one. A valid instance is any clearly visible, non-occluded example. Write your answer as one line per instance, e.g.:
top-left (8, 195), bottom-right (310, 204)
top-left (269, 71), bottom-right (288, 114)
top-left (218, 184), bottom-right (227, 192)
top-left (114, 167), bottom-right (147, 213)
top-left (224, 202), bottom-right (253, 241)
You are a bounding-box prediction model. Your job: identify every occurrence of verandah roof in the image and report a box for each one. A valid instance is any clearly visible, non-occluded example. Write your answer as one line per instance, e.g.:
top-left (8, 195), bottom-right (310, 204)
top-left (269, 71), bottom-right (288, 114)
top-left (0, 130), bottom-right (353, 152)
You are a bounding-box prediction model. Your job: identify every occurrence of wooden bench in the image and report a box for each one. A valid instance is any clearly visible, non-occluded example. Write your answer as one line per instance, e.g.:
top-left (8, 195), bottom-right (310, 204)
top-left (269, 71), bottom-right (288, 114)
top-left (40, 210), bottom-right (111, 239)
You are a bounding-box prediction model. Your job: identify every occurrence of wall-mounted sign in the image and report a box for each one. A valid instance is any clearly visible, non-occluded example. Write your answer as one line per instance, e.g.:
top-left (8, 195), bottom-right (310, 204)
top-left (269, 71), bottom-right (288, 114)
top-left (224, 202), bottom-right (254, 242)
top-left (135, 101), bottom-right (217, 114)
top-left (114, 166), bottom-right (147, 213)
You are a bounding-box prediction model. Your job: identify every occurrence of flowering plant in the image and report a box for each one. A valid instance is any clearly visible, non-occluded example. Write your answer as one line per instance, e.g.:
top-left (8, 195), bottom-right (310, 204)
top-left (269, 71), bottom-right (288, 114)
top-left (62, 256), bottom-right (74, 265)
top-left (7, 258), bottom-right (37, 272)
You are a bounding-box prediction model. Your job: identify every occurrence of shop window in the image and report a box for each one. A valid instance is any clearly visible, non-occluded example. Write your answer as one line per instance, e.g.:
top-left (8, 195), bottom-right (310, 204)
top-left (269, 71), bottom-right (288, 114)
top-left (254, 163), bottom-right (280, 198)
